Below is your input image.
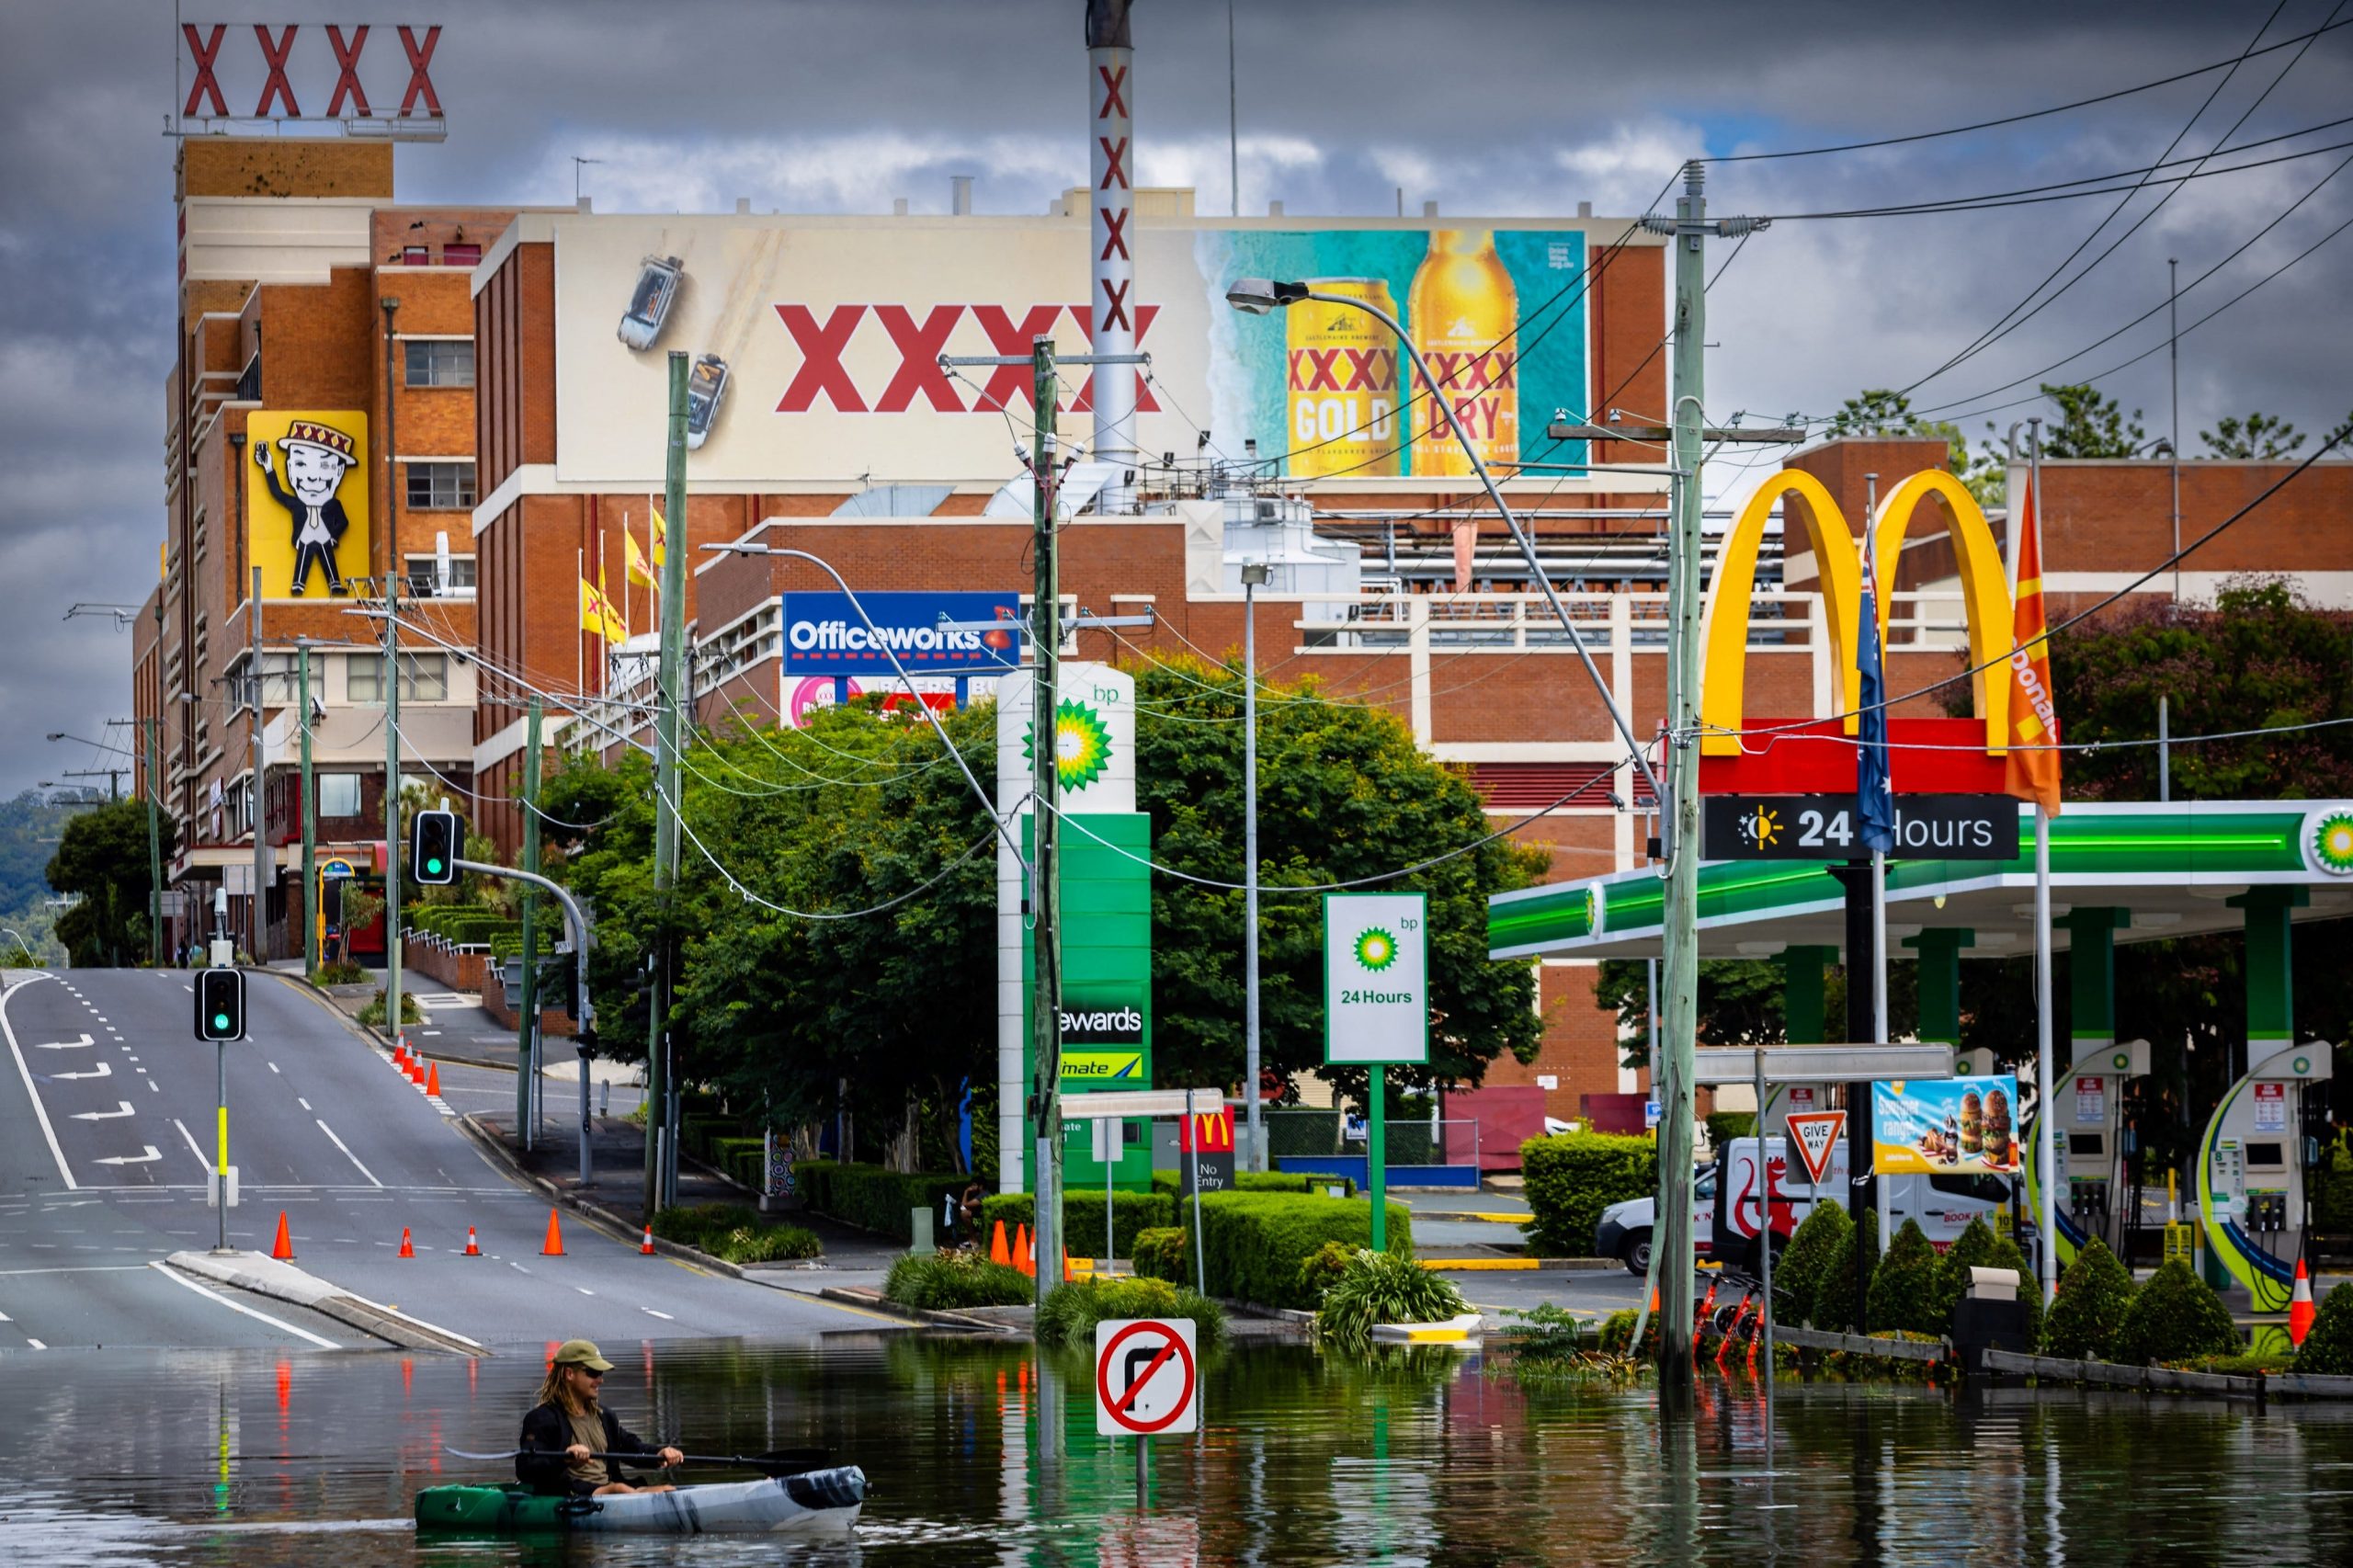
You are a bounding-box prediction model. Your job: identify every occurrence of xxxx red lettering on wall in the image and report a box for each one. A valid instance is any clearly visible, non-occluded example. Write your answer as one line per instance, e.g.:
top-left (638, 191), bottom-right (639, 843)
top-left (771, 304), bottom-right (1161, 415)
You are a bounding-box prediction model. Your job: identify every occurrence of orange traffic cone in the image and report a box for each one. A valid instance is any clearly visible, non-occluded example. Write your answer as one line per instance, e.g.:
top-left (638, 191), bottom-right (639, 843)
top-left (270, 1211), bottom-right (295, 1260)
top-left (1062, 1247), bottom-right (1074, 1283)
top-left (1015, 1222), bottom-right (1033, 1277)
top-left (392, 1041), bottom-right (407, 1069)
top-left (540, 1208), bottom-right (565, 1256)
top-left (641, 1224), bottom-right (657, 1256)
top-left (398, 1226), bottom-right (415, 1258)
top-left (410, 1056), bottom-right (426, 1086)
top-left (426, 1062), bottom-right (441, 1097)
top-left (462, 1226), bottom-right (482, 1256)
top-left (2291, 1257), bottom-right (2318, 1346)
top-left (989, 1220), bottom-right (1011, 1267)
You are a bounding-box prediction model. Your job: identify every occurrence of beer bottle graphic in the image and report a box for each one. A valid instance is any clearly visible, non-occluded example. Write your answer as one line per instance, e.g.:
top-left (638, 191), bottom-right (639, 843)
top-left (1407, 230), bottom-right (1518, 476)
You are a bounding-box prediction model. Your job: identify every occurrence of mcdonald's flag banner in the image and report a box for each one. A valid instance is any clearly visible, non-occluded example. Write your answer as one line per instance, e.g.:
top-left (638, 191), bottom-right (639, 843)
top-left (2003, 483), bottom-right (2063, 815)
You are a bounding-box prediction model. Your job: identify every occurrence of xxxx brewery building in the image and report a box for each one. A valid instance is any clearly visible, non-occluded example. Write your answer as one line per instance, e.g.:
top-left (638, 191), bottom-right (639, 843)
top-left (137, 137), bottom-right (2353, 1134)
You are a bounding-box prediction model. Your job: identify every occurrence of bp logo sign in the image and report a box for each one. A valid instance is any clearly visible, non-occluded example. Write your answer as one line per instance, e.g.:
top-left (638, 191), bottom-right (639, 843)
top-left (1583, 885), bottom-right (1604, 938)
top-left (2309, 808), bottom-right (2353, 876)
top-left (1353, 928), bottom-right (1398, 972)
top-left (1025, 699), bottom-right (1115, 792)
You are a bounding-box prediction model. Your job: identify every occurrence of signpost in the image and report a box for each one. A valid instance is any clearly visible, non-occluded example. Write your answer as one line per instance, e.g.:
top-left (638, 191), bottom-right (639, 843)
top-left (1324, 892), bottom-right (1428, 1252)
top-left (1787, 1110), bottom-right (1846, 1187)
top-left (1096, 1316), bottom-right (1199, 1504)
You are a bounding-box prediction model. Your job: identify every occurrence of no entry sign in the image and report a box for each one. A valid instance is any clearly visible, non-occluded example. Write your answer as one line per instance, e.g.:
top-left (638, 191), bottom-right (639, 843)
top-left (1095, 1317), bottom-right (1198, 1436)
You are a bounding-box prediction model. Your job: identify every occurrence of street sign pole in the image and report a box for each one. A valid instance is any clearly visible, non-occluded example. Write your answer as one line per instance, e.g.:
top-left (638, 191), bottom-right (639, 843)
top-left (1324, 892), bottom-right (1427, 1257)
top-left (1370, 1065), bottom-right (1387, 1252)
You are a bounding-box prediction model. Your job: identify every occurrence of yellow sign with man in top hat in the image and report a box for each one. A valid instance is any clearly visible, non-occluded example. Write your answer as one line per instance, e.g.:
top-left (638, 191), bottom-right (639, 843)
top-left (245, 410), bottom-right (370, 598)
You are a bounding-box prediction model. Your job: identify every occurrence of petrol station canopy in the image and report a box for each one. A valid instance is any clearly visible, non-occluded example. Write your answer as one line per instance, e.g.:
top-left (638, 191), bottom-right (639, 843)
top-left (1487, 801), bottom-right (2353, 962)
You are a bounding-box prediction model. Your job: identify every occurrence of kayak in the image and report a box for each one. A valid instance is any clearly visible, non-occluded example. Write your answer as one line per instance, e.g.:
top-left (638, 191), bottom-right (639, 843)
top-left (415, 1465), bottom-right (866, 1534)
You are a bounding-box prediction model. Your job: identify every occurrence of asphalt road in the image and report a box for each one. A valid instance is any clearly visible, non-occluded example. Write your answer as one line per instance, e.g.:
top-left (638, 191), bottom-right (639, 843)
top-left (0, 969), bottom-right (899, 1355)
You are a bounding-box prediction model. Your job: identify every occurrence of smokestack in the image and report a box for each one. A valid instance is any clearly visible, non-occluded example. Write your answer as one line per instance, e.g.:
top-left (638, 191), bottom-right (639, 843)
top-left (950, 176), bottom-right (974, 216)
top-left (1087, 0), bottom-right (1137, 512)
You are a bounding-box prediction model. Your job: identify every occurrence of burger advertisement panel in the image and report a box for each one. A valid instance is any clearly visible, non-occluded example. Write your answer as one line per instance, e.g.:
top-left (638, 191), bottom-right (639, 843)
top-left (549, 217), bottom-right (1596, 486)
top-left (1871, 1075), bottom-right (2021, 1176)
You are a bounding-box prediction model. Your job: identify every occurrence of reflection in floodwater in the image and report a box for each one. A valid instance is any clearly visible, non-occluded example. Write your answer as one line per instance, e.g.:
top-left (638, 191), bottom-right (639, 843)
top-left (4, 1338), bottom-right (2353, 1563)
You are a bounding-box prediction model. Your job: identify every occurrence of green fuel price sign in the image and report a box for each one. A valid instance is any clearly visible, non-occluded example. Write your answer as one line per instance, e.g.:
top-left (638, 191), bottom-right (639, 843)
top-left (1323, 892), bottom-right (1427, 1066)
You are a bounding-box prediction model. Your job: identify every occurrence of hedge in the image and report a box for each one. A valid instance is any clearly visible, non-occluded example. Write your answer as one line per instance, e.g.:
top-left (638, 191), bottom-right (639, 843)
top-left (979, 1190), bottom-right (1176, 1259)
top-left (2296, 1283), bottom-right (2353, 1374)
top-left (884, 1251), bottom-right (1033, 1311)
top-left (1193, 1192), bottom-right (1412, 1310)
top-left (1521, 1132), bottom-right (1658, 1258)
top-left (1702, 1110), bottom-right (1755, 1152)
top-left (1930, 1217), bottom-right (2001, 1329)
top-left (1038, 1278), bottom-right (1227, 1350)
top-left (2118, 1260), bottom-right (2239, 1365)
top-left (1154, 1169), bottom-right (1356, 1198)
top-left (793, 1160), bottom-right (971, 1243)
top-left (1132, 1226), bottom-right (1189, 1282)
top-left (2041, 1237), bottom-right (2135, 1358)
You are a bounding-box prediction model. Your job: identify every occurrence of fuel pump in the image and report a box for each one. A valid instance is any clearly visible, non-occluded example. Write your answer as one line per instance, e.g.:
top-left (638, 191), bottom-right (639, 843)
top-left (2024, 1040), bottom-right (2150, 1267)
top-left (2198, 1042), bottom-right (2335, 1311)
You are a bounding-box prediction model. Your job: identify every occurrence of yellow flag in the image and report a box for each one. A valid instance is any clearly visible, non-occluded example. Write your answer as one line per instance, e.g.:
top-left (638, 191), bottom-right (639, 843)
top-left (626, 529), bottom-right (654, 588)
top-left (579, 576), bottom-right (625, 642)
top-left (649, 504), bottom-right (666, 568)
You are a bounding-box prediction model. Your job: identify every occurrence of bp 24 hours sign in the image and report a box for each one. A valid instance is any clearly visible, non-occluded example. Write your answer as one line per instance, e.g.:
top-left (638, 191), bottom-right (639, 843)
top-left (1324, 892), bottom-right (1427, 1066)
top-left (1701, 794), bottom-right (2021, 861)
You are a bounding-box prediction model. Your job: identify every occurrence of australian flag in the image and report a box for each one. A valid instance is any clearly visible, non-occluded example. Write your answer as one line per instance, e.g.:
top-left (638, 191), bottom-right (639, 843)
top-left (1856, 524), bottom-right (1895, 855)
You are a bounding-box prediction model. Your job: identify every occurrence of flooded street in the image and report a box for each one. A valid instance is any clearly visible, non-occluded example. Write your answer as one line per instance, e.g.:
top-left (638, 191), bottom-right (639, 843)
top-left (8, 1336), bottom-right (2353, 1564)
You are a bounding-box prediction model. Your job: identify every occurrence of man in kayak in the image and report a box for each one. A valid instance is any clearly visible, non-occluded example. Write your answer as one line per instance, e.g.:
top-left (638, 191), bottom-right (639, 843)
top-left (517, 1339), bottom-right (686, 1496)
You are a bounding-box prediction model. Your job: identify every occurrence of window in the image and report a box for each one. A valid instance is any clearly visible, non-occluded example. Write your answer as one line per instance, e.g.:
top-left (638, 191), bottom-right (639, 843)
top-left (254, 652), bottom-right (307, 705)
top-left (442, 243), bottom-right (482, 267)
top-left (404, 339), bottom-right (475, 388)
top-left (348, 652), bottom-right (449, 704)
top-left (404, 554), bottom-right (478, 598)
top-left (402, 245), bottom-right (429, 265)
top-left (405, 461), bottom-right (476, 510)
top-left (317, 772), bottom-right (361, 818)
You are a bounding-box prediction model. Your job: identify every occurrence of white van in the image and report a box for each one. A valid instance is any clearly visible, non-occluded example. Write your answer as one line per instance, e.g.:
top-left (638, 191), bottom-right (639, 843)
top-left (1594, 1136), bottom-right (2012, 1276)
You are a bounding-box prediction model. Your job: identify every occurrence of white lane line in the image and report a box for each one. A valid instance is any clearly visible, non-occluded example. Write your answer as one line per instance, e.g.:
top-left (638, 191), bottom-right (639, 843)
top-left (147, 1261), bottom-right (339, 1350)
top-left (267, 1062), bottom-right (280, 1074)
top-left (147, 1081), bottom-right (159, 1094)
top-left (0, 979), bottom-right (76, 1190)
top-left (642, 1309), bottom-right (674, 1321)
top-left (314, 1120), bottom-right (383, 1187)
top-left (298, 1098), bottom-right (312, 1112)
top-left (25, 1339), bottom-right (45, 1350)
top-left (0, 1309), bottom-right (10, 1321)
top-left (172, 1119), bottom-right (211, 1175)
top-left (32, 1035), bottom-right (93, 1051)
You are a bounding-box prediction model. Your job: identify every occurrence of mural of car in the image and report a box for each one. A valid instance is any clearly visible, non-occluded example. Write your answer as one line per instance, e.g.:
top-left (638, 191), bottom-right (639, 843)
top-left (687, 353), bottom-right (730, 449)
top-left (618, 255), bottom-right (685, 350)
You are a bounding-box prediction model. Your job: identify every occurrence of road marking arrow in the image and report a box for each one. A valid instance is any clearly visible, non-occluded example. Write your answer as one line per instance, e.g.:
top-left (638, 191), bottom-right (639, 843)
top-left (95, 1146), bottom-right (163, 1166)
top-left (34, 1035), bottom-right (94, 1051)
top-left (56, 1062), bottom-right (112, 1080)
top-left (71, 1101), bottom-right (136, 1121)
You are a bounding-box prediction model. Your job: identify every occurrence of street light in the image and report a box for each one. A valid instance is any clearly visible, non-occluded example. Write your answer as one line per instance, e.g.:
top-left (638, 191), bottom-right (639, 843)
top-left (1220, 280), bottom-right (1666, 833)
top-left (46, 732), bottom-right (135, 756)
top-left (1239, 559), bottom-right (1270, 1169)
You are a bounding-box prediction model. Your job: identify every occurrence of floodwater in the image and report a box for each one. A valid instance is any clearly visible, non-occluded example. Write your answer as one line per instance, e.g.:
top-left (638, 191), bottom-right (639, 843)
top-left (6, 1335), bottom-right (2353, 1565)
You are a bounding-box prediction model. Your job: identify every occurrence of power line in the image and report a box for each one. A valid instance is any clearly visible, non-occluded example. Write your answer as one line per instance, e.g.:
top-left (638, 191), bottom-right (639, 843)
top-left (1709, 14), bottom-right (2353, 163)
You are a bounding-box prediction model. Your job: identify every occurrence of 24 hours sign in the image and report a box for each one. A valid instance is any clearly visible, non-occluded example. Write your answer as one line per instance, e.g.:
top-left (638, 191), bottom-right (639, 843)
top-left (1324, 892), bottom-right (1427, 1065)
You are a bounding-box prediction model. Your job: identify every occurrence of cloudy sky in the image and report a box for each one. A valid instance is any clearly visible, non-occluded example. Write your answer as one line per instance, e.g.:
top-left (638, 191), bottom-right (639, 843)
top-left (6, 0), bottom-right (2349, 799)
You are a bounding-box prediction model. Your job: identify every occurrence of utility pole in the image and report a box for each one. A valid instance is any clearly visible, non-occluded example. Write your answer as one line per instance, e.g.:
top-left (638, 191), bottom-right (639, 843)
top-left (1642, 159), bottom-right (1769, 1394)
top-left (249, 566), bottom-right (267, 961)
top-left (384, 571), bottom-right (404, 1050)
top-left (646, 351), bottom-right (688, 1220)
top-left (2168, 257), bottom-right (2182, 603)
top-left (298, 641), bottom-right (315, 982)
top-left (1243, 562), bottom-right (1267, 1169)
top-left (143, 715), bottom-right (164, 966)
top-left (1029, 334), bottom-right (1065, 1307)
top-left (517, 697), bottom-right (542, 1153)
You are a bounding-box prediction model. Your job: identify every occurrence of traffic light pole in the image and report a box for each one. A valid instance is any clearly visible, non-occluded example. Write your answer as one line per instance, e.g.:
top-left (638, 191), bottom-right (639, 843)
top-left (517, 697), bottom-right (542, 1153)
top-left (647, 351), bottom-right (688, 1220)
top-left (298, 642), bottom-right (316, 983)
top-left (384, 573), bottom-right (404, 1051)
top-left (456, 858), bottom-right (597, 1184)
top-left (215, 1035), bottom-right (229, 1252)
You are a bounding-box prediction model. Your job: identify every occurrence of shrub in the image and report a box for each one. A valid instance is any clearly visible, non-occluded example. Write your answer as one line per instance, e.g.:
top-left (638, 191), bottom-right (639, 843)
top-left (1132, 1227), bottom-right (1189, 1283)
top-left (1315, 1249), bottom-right (1470, 1353)
top-left (1597, 1308), bottom-right (1659, 1358)
top-left (1984, 1235), bottom-right (2043, 1348)
top-left (2040, 1237), bottom-right (2136, 1359)
top-left (1776, 1201), bottom-right (1851, 1328)
top-left (1521, 1132), bottom-right (1658, 1258)
top-left (1867, 1220), bottom-right (1945, 1335)
top-left (1702, 1110), bottom-right (1755, 1153)
top-left (317, 960), bottom-right (369, 985)
top-left (978, 1189), bottom-right (1176, 1260)
top-left (1930, 1217), bottom-right (2001, 1329)
top-left (1813, 1208), bottom-right (1877, 1335)
top-left (1193, 1192), bottom-right (1413, 1310)
top-left (1296, 1240), bottom-right (1357, 1305)
top-left (649, 1204), bottom-right (822, 1264)
top-left (2117, 1260), bottom-right (2240, 1366)
top-left (883, 1251), bottom-right (1035, 1312)
top-left (1153, 1169), bottom-right (1356, 1198)
top-left (2295, 1283), bottom-right (2353, 1374)
top-left (793, 1161), bottom-right (971, 1243)
top-left (1036, 1277), bottom-right (1226, 1350)
top-left (1501, 1302), bottom-right (1592, 1363)
top-left (356, 987), bottom-right (423, 1027)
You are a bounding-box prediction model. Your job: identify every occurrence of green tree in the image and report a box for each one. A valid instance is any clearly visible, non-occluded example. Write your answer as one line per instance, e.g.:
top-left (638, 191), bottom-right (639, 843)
top-left (2200, 412), bottom-right (2304, 459)
top-left (1867, 1218), bottom-right (1944, 1335)
top-left (2041, 1236), bottom-right (2136, 1358)
top-left (1827, 388), bottom-right (2003, 505)
top-left (45, 799), bottom-right (176, 968)
top-left (2037, 382), bottom-right (2147, 459)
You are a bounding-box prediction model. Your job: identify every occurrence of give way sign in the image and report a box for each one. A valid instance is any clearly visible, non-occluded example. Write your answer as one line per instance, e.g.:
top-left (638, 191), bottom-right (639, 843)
top-left (1787, 1110), bottom-right (1847, 1186)
top-left (1095, 1317), bottom-right (1198, 1436)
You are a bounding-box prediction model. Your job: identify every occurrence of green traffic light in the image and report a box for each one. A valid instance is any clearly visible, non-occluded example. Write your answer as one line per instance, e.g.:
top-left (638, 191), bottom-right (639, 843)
top-left (212, 1013), bottom-right (229, 1031)
top-left (426, 858), bottom-right (444, 874)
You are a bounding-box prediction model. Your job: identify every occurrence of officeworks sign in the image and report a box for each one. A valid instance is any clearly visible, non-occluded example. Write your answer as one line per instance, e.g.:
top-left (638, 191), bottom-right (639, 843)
top-left (779, 592), bottom-right (1021, 676)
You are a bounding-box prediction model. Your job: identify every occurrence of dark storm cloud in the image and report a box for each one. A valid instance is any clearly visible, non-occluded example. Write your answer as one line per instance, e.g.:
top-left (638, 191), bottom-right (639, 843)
top-left (4, 0), bottom-right (2348, 795)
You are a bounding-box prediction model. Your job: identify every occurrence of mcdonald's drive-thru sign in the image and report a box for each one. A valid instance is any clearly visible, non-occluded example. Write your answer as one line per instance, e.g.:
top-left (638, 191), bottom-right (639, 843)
top-left (1178, 1103), bottom-right (1235, 1197)
top-left (1699, 467), bottom-right (2018, 796)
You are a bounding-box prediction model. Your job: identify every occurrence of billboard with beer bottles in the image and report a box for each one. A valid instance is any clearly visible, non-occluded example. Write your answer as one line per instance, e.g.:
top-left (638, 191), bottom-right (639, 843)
top-left (537, 213), bottom-right (1615, 488)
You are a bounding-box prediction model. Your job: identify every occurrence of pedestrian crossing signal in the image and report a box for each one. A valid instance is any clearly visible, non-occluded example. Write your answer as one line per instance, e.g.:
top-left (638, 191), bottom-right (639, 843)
top-left (195, 967), bottom-right (244, 1042)
top-left (412, 809), bottom-right (460, 885)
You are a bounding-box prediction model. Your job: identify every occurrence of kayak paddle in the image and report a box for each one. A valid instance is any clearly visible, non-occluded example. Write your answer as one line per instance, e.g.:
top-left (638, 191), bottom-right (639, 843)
top-left (445, 1445), bottom-right (830, 1471)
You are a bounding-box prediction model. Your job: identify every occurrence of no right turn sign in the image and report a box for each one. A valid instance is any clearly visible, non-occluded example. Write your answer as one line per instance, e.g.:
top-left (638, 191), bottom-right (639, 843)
top-left (1096, 1317), bottom-right (1198, 1437)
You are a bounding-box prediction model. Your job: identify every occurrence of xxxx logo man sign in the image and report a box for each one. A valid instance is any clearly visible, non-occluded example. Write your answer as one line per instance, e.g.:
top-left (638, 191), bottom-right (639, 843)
top-left (1699, 467), bottom-right (2016, 760)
